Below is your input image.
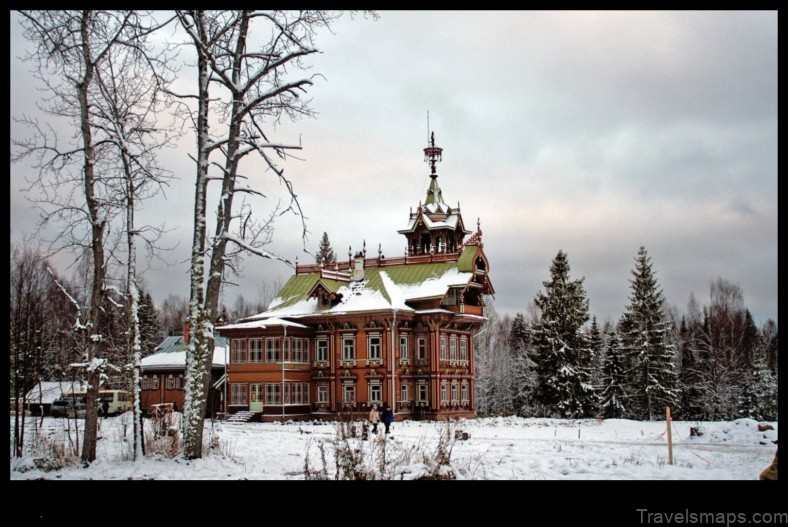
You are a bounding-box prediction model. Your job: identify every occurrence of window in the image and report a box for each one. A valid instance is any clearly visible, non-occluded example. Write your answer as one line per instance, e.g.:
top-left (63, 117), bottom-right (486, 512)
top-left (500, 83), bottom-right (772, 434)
top-left (265, 383), bottom-right (281, 405)
top-left (231, 383), bottom-right (248, 405)
top-left (400, 384), bottom-right (409, 402)
top-left (166, 374), bottom-right (176, 390)
top-left (177, 374), bottom-right (185, 389)
top-left (265, 338), bottom-right (281, 362)
top-left (399, 335), bottom-right (408, 359)
top-left (141, 375), bottom-right (150, 390)
top-left (440, 336), bottom-right (447, 360)
top-left (250, 384), bottom-right (263, 404)
top-left (461, 381), bottom-right (469, 402)
top-left (369, 383), bottom-right (382, 404)
top-left (283, 337), bottom-right (291, 362)
top-left (440, 382), bottom-right (448, 404)
top-left (150, 375), bottom-right (160, 391)
top-left (460, 338), bottom-right (468, 361)
top-left (450, 337), bottom-right (457, 360)
top-left (418, 383), bottom-right (428, 403)
top-left (316, 339), bottom-right (329, 362)
top-left (343, 384), bottom-right (356, 403)
top-left (317, 385), bottom-right (329, 404)
top-left (288, 338), bottom-right (307, 363)
top-left (368, 334), bottom-right (381, 361)
top-left (249, 338), bottom-right (263, 363)
top-left (288, 383), bottom-right (309, 405)
top-left (451, 382), bottom-right (458, 402)
top-left (417, 338), bottom-right (426, 360)
top-left (342, 335), bottom-right (355, 361)
top-left (231, 338), bottom-right (247, 363)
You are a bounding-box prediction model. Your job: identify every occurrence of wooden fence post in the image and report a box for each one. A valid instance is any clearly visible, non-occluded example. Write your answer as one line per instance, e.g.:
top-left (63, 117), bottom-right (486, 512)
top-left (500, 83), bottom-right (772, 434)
top-left (666, 406), bottom-right (673, 466)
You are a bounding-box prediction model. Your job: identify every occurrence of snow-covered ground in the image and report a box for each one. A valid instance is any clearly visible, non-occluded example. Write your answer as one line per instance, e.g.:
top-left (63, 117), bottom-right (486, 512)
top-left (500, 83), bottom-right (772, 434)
top-left (9, 414), bottom-right (777, 480)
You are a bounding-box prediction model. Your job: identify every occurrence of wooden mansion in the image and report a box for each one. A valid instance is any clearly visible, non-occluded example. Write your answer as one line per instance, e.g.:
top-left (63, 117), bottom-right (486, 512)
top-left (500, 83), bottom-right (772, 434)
top-left (215, 133), bottom-right (494, 421)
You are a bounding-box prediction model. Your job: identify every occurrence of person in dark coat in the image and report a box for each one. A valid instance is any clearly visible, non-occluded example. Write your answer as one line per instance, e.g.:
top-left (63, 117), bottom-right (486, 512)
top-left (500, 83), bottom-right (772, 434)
top-left (381, 404), bottom-right (394, 434)
top-left (101, 400), bottom-right (110, 416)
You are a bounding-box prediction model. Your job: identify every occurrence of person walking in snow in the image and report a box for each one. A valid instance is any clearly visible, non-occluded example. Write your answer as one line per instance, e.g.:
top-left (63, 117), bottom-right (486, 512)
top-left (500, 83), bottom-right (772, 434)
top-left (381, 404), bottom-right (394, 435)
top-left (369, 404), bottom-right (380, 434)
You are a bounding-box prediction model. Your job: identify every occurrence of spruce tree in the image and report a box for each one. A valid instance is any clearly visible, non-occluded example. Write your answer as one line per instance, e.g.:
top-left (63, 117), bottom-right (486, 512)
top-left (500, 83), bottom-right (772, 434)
top-left (316, 232), bottom-right (337, 266)
top-left (531, 250), bottom-right (596, 418)
top-left (509, 312), bottom-right (536, 416)
top-left (619, 247), bottom-right (679, 420)
top-left (678, 317), bottom-right (705, 420)
top-left (588, 315), bottom-right (604, 398)
top-left (599, 327), bottom-right (627, 418)
top-left (138, 291), bottom-right (162, 356)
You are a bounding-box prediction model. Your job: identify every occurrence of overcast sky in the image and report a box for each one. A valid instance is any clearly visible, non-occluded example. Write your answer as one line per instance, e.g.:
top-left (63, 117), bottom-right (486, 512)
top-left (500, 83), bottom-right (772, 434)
top-left (10, 11), bottom-right (778, 328)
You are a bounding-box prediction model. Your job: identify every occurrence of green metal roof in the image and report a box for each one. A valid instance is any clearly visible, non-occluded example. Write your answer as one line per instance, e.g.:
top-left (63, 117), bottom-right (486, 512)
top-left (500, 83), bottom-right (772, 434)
top-left (268, 259), bottom-right (473, 313)
top-left (457, 245), bottom-right (479, 272)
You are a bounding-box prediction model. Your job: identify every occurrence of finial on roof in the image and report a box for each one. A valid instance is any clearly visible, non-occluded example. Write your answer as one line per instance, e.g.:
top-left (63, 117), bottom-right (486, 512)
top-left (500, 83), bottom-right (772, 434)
top-left (362, 239), bottom-right (366, 257)
top-left (378, 242), bottom-right (382, 259)
top-left (423, 131), bottom-right (443, 177)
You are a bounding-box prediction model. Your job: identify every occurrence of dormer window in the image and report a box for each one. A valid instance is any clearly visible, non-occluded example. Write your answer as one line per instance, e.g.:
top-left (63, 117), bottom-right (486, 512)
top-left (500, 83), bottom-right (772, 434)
top-left (319, 293), bottom-right (331, 309)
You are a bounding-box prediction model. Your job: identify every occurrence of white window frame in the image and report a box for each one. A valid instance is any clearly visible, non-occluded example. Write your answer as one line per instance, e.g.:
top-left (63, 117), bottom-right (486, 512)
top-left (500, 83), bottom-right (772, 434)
top-left (150, 375), bottom-right (160, 391)
top-left (440, 336), bottom-right (447, 360)
top-left (231, 338), bottom-right (247, 363)
top-left (316, 339), bottom-right (329, 362)
top-left (343, 384), bottom-right (356, 403)
top-left (369, 383), bottom-right (382, 404)
top-left (283, 337), bottom-right (291, 362)
top-left (461, 381), bottom-right (469, 403)
top-left (451, 382), bottom-right (458, 403)
top-left (142, 375), bottom-right (150, 390)
top-left (265, 337), bottom-right (281, 363)
top-left (368, 334), bottom-right (381, 361)
top-left (399, 335), bottom-right (409, 360)
top-left (265, 383), bottom-right (281, 405)
top-left (289, 338), bottom-right (304, 363)
top-left (231, 383), bottom-right (248, 405)
top-left (400, 384), bottom-right (409, 402)
top-left (440, 382), bottom-right (448, 404)
top-left (249, 338), bottom-right (263, 363)
top-left (317, 385), bottom-right (329, 404)
top-left (417, 337), bottom-right (427, 360)
top-left (166, 374), bottom-right (176, 390)
top-left (418, 383), bottom-right (428, 403)
top-left (450, 337), bottom-right (457, 361)
top-left (460, 338), bottom-right (468, 361)
top-left (342, 335), bottom-right (355, 361)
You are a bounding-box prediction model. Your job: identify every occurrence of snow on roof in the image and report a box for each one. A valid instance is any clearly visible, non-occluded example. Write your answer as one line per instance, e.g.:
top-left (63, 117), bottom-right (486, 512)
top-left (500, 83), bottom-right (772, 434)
top-left (399, 212), bottom-right (470, 234)
top-left (253, 262), bottom-right (474, 320)
top-left (141, 335), bottom-right (229, 370)
top-left (217, 317), bottom-right (308, 330)
top-left (25, 381), bottom-right (89, 404)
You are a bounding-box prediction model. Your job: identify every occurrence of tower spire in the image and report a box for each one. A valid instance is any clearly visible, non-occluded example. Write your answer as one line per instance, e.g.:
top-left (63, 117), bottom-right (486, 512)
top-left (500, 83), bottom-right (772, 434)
top-left (423, 131), bottom-right (443, 177)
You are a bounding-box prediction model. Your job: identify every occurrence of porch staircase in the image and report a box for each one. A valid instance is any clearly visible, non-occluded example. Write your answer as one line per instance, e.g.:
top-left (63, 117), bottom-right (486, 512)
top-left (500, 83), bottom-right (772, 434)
top-left (225, 410), bottom-right (256, 423)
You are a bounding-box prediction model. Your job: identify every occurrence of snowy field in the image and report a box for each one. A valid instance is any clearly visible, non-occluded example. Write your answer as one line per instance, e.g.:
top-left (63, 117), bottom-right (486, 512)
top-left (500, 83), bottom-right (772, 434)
top-left (9, 414), bottom-right (777, 480)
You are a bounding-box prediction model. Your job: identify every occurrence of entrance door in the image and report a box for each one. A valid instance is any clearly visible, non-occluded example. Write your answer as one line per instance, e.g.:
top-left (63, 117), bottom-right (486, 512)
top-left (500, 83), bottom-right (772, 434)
top-left (250, 384), bottom-right (264, 413)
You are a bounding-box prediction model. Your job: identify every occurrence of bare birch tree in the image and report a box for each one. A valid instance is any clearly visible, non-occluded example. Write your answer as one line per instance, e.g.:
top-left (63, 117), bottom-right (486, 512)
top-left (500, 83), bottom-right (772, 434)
top-left (174, 10), bottom-right (350, 458)
top-left (13, 10), bottom-right (174, 464)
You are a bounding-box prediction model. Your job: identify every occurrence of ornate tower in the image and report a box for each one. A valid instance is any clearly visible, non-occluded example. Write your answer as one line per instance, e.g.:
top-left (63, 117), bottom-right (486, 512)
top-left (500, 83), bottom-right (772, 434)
top-left (398, 133), bottom-right (472, 255)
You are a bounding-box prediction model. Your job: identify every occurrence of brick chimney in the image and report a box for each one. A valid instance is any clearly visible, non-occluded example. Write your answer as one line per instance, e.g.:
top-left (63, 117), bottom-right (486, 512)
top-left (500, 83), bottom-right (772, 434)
top-left (352, 252), bottom-right (365, 281)
top-left (183, 320), bottom-right (190, 344)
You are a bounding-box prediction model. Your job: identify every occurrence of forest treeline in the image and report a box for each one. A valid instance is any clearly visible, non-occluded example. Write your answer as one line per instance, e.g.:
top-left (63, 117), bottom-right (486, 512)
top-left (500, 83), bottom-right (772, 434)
top-left (474, 248), bottom-right (778, 422)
